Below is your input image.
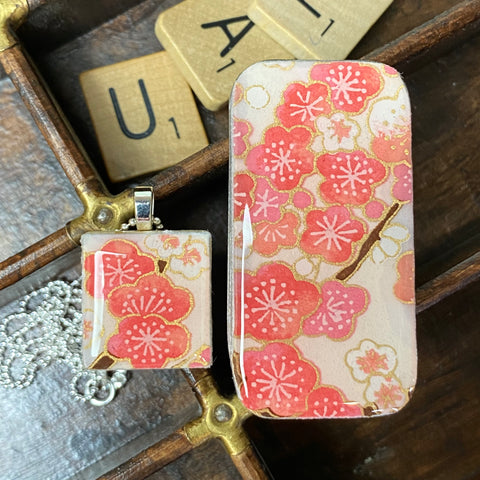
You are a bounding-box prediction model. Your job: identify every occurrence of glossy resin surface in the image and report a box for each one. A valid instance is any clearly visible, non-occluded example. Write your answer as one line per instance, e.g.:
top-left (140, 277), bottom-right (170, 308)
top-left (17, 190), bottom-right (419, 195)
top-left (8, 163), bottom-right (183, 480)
top-left (229, 60), bottom-right (416, 418)
top-left (82, 230), bottom-right (212, 369)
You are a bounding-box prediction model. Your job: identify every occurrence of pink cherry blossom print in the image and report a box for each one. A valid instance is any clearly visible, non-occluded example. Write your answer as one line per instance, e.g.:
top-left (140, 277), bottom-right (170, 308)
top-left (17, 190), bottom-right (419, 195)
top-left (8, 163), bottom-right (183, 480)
top-left (188, 346), bottom-right (212, 368)
top-left (107, 315), bottom-right (189, 368)
top-left (372, 128), bottom-right (411, 164)
top-left (253, 212), bottom-right (299, 256)
top-left (315, 113), bottom-right (359, 152)
top-left (300, 206), bottom-right (365, 263)
top-left (233, 173), bottom-right (254, 219)
top-left (235, 263), bottom-right (320, 341)
top-left (365, 200), bottom-right (385, 219)
top-left (394, 252), bottom-right (415, 303)
top-left (276, 82), bottom-right (331, 129)
top-left (310, 62), bottom-right (382, 113)
top-left (302, 387), bottom-right (363, 418)
top-left (392, 164), bottom-right (413, 202)
top-left (317, 151), bottom-right (386, 206)
top-left (358, 349), bottom-right (388, 374)
top-left (240, 342), bottom-right (317, 417)
top-left (232, 83), bottom-right (244, 105)
top-left (366, 376), bottom-right (407, 411)
top-left (84, 239), bottom-right (155, 298)
top-left (246, 126), bottom-right (314, 190)
top-left (346, 340), bottom-right (397, 382)
top-left (158, 234), bottom-right (180, 250)
top-left (251, 178), bottom-right (289, 223)
top-left (303, 281), bottom-right (368, 339)
top-left (233, 119), bottom-right (250, 156)
top-left (384, 64), bottom-right (399, 76)
top-left (293, 191), bottom-right (312, 209)
top-left (375, 382), bottom-right (403, 408)
top-left (109, 273), bottom-right (193, 322)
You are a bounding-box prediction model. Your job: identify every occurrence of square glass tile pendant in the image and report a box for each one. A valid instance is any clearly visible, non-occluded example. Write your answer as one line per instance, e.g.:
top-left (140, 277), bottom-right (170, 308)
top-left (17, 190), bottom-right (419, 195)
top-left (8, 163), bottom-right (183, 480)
top-left (228, 60), bottom-right (416, 418)
top-left (82, 231), bottom-right (212, 369)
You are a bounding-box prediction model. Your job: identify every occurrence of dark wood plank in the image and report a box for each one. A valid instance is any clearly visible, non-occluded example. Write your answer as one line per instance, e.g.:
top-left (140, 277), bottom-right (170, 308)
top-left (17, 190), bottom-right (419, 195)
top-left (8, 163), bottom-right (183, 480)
top-left (0, 366), bottom-right (202, 479)
top-left (0, 226), bottom-right (76, 290)
top-left (231, 447), bottom-right (271, 480)
top-left (146, 439), bottom-right (243, 480)
top-left (0, 75), bottom-right (83, 264)
top-left (99, 429), bottom-right (195, 480)
top-left (408, 34), bottom-right (480, 285)
top-left (363, 0), bottom-right (480, 72)
top-left (0, 44), bottom-right (102, 191)
top-left (416, 250), bottom-right (480, 313)
top-left (351, 0), bottom-right (465, 58)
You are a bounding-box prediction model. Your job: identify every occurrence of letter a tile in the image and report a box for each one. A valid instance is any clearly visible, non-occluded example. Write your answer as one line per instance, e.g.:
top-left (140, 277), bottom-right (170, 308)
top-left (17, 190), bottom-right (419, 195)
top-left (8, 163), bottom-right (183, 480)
top-left (155, 0), bottom-right (293, 111)
top-left (249, 0), bottom-right (393, 60)
top-left (80, 52), bottom-right (208, 182)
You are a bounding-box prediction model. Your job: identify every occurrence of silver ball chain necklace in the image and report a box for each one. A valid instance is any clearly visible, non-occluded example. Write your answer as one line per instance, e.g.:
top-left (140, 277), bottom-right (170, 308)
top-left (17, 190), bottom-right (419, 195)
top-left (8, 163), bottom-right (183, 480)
top-left (0, 278), bottom-right (128, 406)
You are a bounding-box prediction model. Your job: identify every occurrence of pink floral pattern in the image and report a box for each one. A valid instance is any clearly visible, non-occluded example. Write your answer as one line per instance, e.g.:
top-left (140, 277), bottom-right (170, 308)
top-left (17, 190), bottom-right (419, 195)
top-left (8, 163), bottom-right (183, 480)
top-left (310, 62), bottom-right (382, 113)
top-left (233, 119), bottom-right (250, 156)
top-left (246, 126), bottom-right (314, 190)
top-left (277, 82), bottom-right (331, 129)
top-left (301, 387), bottom-right (363, 418)
top-left (365, 376), bottom-right (407, 412)
top-left (109, 273), bottom-right (192, 321)
top-left (240, 342), bottom-right (318, 417)
top-left (82, 231), bottom-right (211, 370)
top-left (300, 206), bottom-right (365, 263)
top-left (394, 252), bottom-right (415, 303)
top-left (231, 61), bottom-right (415, 418)
top-left (346, 339), bottom-right (397, 382)
top-left (233, 173), bottom-right (254, 219)
top-left (392, 164), bottom-right (413, 202)
top-left (84, 240), bottom-right (155, 298)
top-left (108, 315), bottom-right (189, 368)
top-left (251, 178), bottom-right (289, 223)
top-left (317, 151), bottom-right (386, 205)
top-left (253, 212), bottom-right (299, 256)
top-left (372, 128), bottom-right (411, 165)
top-left (235, 263), bottom-right (319, 341)
top-left (303, 281), bottom-right (368, 339)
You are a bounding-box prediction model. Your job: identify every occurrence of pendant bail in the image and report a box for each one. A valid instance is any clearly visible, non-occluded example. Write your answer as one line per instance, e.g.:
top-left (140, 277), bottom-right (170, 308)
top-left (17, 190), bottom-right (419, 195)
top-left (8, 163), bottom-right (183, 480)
top-left (134, 186), bottom-right (154, 231)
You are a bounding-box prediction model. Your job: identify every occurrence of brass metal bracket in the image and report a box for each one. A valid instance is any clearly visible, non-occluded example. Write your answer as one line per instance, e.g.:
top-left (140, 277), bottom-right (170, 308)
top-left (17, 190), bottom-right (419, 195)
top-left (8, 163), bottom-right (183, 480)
top-left (0, 0), bottom-right (28, 52)
top-left (184, 373), bottom-right (253, 456)
top-left (66, 181), bottom-right (134, 244)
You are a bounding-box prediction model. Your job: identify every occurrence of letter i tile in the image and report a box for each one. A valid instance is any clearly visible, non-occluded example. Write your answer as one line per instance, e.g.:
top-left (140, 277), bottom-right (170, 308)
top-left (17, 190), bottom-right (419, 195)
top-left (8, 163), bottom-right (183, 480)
top-left (80, 51), bottom-right (208, 182)
top-left (248, 0), bottom-right (393, 60)
top-left (229, 61), bottom-right (416, 418)
top-left (82, 188), bottom-right (212, 369)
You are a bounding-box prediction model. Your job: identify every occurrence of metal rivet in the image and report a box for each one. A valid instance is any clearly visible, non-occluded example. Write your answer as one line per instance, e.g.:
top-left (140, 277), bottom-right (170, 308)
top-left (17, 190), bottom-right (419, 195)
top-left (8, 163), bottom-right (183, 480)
top-left (95, 207), bottom-right (113, 225)
top-left (214, 403), bottom-right (233, 423)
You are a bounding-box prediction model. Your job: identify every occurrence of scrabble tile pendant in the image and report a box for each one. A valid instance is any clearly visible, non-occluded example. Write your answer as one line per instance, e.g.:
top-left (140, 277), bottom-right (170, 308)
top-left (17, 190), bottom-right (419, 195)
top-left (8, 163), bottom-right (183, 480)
top-left (82, 187), bottom-right (212, 370)
top-left (229, 61), bottom-right (416, 418)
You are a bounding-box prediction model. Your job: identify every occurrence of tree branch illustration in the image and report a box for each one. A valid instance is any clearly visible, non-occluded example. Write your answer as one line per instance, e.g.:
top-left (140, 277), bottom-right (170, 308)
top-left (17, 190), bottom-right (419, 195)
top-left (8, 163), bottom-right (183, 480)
top-left (336, 203), bottom-right (400, 281)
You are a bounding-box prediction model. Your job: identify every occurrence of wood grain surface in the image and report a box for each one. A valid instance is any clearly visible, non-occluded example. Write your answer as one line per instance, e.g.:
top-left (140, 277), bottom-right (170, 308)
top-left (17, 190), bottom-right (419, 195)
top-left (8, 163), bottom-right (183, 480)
top-left (99, 429), bottom-right (195, 480)
top-left (0, 0), bottom-right (479, 479)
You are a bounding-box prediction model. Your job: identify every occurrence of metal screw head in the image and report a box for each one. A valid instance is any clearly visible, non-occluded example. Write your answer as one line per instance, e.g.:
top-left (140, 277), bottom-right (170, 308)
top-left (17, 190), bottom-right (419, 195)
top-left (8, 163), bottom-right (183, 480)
top-left (214, 403), bottom-right (233, 423)
top-left (95, 207), bottom-right (113, 226)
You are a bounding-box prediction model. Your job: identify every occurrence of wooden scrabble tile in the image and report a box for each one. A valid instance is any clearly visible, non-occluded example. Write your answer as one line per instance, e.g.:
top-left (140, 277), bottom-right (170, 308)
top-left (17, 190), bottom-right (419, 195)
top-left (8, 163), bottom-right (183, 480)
top-left (248, 0), bottom-right (393, 60)
top-left (155, 0), bottom-right (293, 111)
top-left (80, 52), bottom-right (208, 182)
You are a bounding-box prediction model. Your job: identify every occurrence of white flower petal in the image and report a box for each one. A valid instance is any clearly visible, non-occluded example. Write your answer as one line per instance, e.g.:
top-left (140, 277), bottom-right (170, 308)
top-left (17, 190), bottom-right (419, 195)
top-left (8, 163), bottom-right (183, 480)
top-left (372, 246), bottom-right (386, 264)
top-left (383, 224), bottom-right (409, 241)
top-left (379, 237), bottom-right (400, 257)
